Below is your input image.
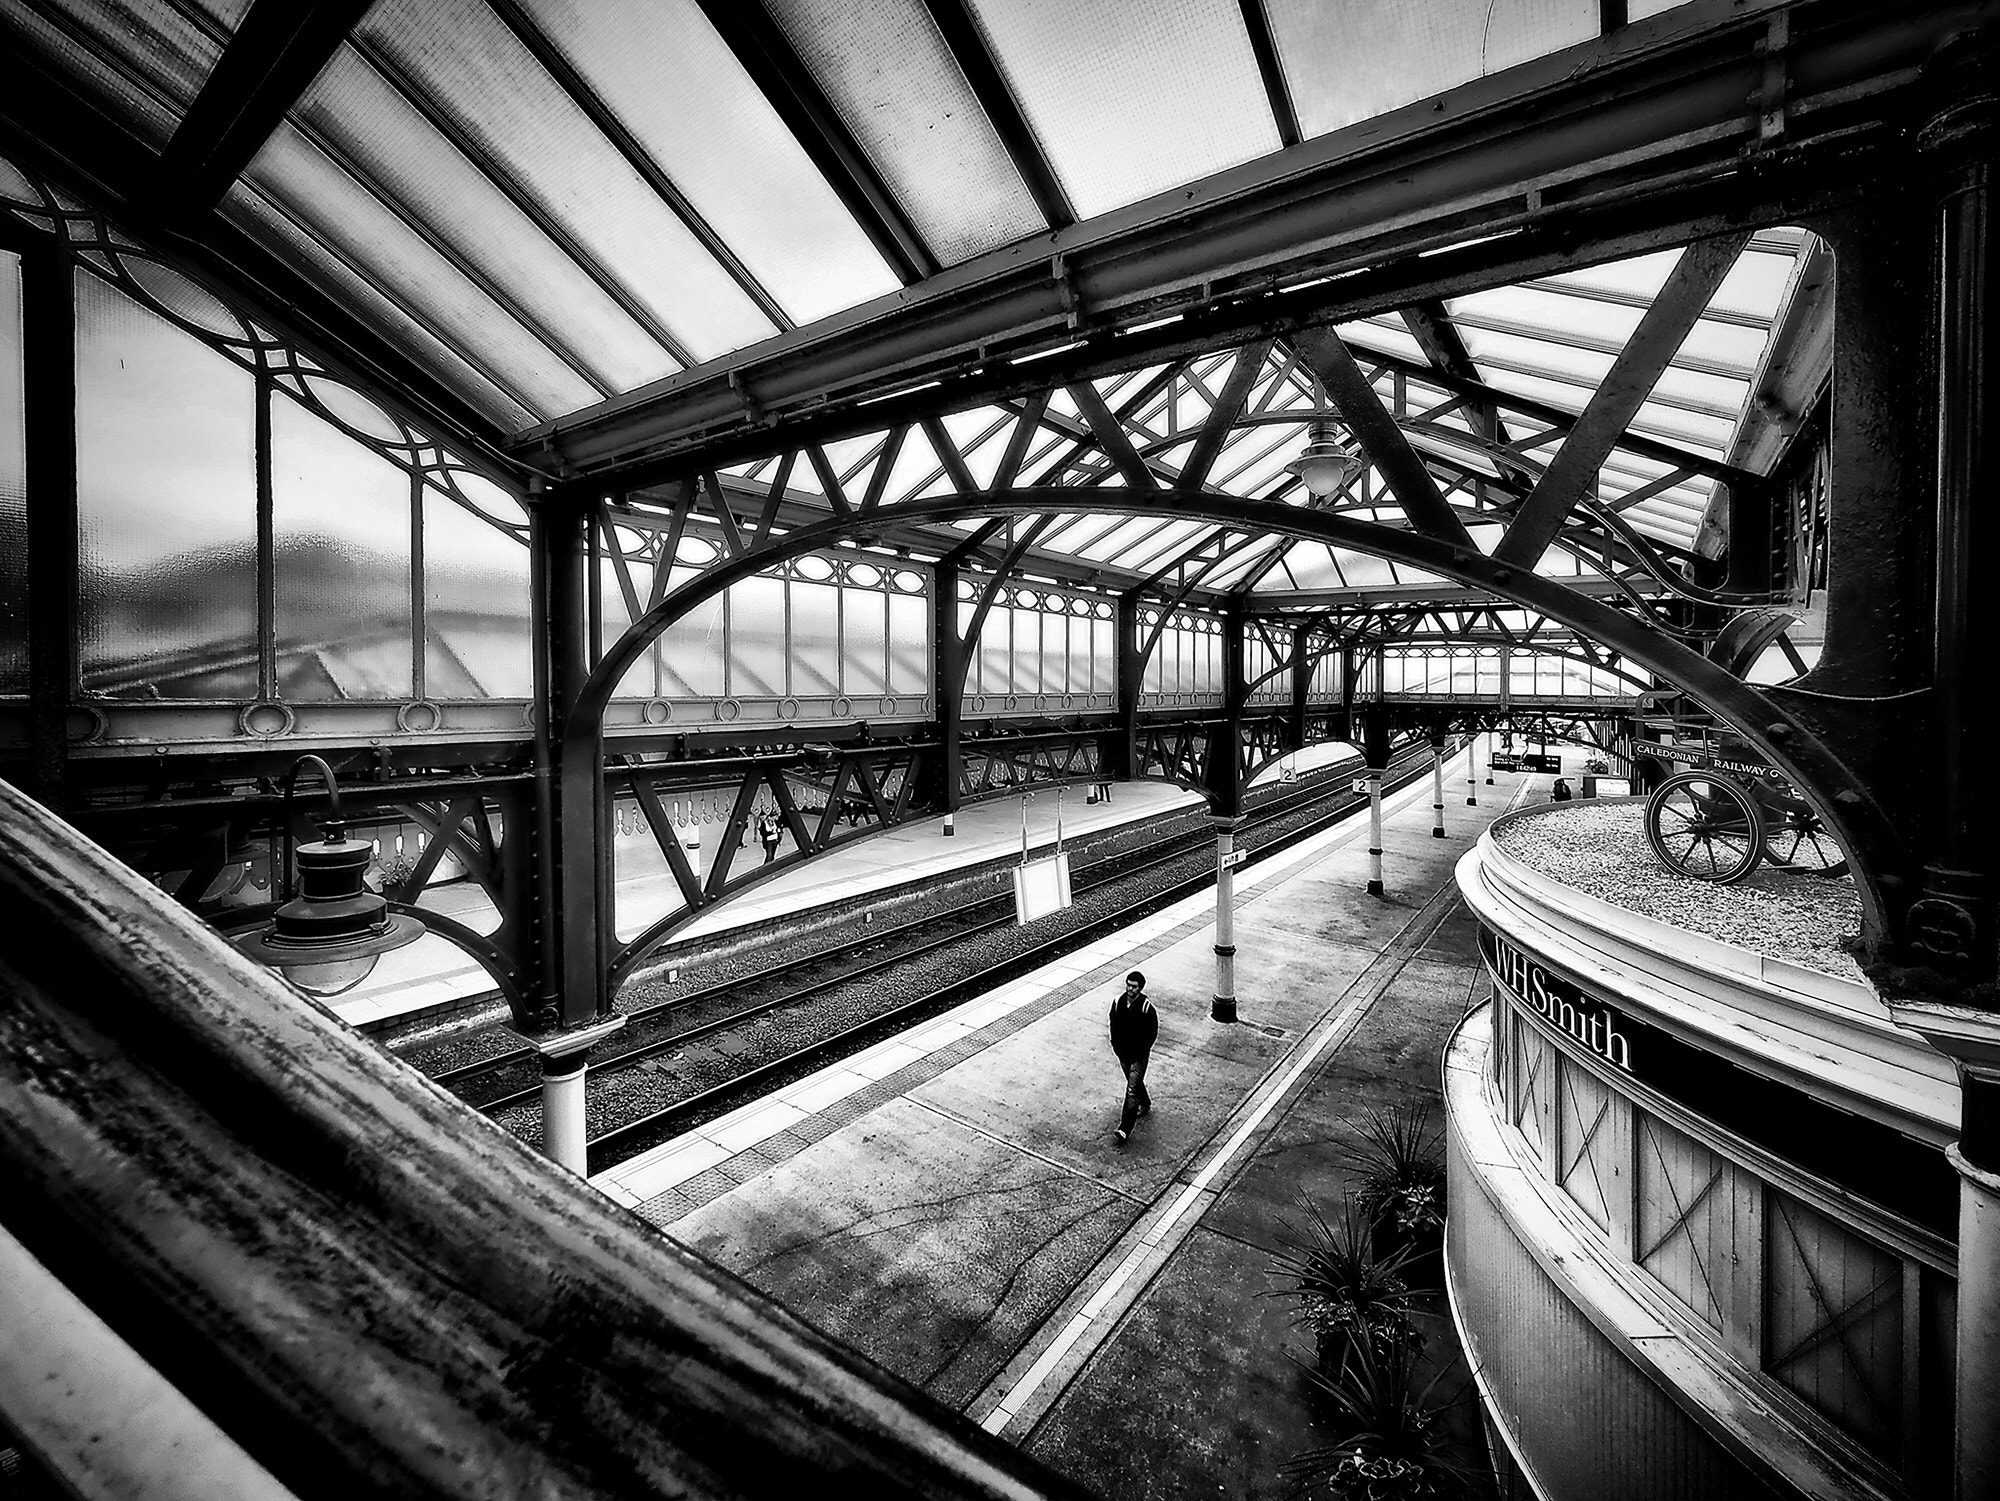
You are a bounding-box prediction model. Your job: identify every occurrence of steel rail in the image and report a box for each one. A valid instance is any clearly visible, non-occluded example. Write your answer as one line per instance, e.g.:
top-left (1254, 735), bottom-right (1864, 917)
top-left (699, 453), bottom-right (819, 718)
top-left (578, 747), bottom-right (1441, 1170)
top-left (436, 746), bottom-right (1389, 1101)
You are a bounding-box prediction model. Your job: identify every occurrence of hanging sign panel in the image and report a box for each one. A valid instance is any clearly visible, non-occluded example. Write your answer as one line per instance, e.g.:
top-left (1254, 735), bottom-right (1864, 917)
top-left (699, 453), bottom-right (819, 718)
top-left (1013, 851), bottom-right (1073, 924)
top-left (1012, 788), bottom-right (1074, 925)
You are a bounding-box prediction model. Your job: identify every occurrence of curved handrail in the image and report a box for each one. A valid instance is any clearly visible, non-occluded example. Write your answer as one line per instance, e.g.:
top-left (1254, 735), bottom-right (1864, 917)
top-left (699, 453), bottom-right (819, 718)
top-left (0, 779), bottom-right (1089, 1501)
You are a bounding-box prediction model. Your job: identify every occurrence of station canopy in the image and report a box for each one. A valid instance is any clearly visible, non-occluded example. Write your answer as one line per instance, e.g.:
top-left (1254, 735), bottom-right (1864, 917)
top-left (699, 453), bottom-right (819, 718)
top-left (4, 0), bottom-right (1813, 616)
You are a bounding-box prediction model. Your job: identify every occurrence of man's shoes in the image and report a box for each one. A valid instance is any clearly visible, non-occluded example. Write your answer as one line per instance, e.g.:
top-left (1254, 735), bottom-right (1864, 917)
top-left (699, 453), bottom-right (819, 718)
top-left (1114, 1129), bottom-right (1129, 1144)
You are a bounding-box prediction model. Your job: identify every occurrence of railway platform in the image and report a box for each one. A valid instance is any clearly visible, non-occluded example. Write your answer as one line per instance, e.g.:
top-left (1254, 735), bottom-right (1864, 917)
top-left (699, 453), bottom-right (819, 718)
top-left (594, 747), bottom-right (1545, 1497)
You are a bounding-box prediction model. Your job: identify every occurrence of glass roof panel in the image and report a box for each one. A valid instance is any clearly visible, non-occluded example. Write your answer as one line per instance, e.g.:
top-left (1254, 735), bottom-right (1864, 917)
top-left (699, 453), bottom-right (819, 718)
top-left (4, 4), bottom-right (184, 148)
top-left (356, 0), bottom-right (781, 363)
top-left (294, 47), bottom-right (677, 395)
top-left (764, 0), bottom-right (1045, 264)
top-left (1534, 248), bottom-right (1680, 301)
top-left (240, 123), bottom-right (599, 419)
top-left (32, 0), bottom-right (223, 120)
top-left (1269, 0), bottom-right (1595, 140)
top-left (221, 185), bottom-right (538, 431)
top-left (964, 0), bottom-right (1282, 218)
top-left (520, 0), bottom-right (902, 324)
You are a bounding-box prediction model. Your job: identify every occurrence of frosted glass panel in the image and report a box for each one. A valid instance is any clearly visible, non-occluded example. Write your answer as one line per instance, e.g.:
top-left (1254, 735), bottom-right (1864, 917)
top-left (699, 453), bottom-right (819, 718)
top-left (658, 574), bottom-right (724, 697)
top-left (0, 252), bottom-right (23, 694)
top-left (967, 0), bottom-right (1281, 217)
top-left (889, 592), bottom-right (929, 694)
top-left (272, 392), bottom-right (414, 701)
top-left (765, 0), bottom-right (1045, 262)
top-left (727, 574), bottom-right (786, 696)
top-left (844, 587), bottom-right (888, 695)
top-left (521, 0), bottom-right (901, 324)
top-left (424, 496), bottom-right (532, 697)
top-left (790, 581), bottom-right (840, 695)
top-left (76, 273), bottom-right (257, 699)
top-left (1272, 0), bottom-right (1596, 140)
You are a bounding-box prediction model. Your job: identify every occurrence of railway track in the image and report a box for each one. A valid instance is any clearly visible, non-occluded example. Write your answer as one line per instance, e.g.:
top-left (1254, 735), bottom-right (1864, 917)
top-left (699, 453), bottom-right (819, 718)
top-left (460, 743), bottom-right (1443, 1173)
top-left (429, 743), bottom-right (1413, 1107)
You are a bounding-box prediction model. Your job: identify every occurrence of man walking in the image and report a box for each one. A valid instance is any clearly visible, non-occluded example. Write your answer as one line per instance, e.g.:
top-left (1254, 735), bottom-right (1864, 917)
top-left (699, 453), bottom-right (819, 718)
top-left (1109, 970), bottom-right (1158, 1144)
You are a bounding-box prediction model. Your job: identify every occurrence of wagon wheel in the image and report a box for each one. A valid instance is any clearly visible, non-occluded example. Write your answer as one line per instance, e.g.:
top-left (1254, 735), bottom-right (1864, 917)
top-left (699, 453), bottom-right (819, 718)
top-left (1646, 772), bottom-right (1764, 883)
top-left (1753, 778), bottom-right (1851, 878)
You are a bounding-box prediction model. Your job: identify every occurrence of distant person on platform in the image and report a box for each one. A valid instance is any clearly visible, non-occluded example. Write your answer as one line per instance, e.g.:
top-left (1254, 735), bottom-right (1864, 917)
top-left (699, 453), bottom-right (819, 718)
top-left (758, 813), bottom-right (782, 864)
top-left (1550, 778), bottom-right (1574, 802)
top-left (1109, 971), bottom-right (1158, 1145)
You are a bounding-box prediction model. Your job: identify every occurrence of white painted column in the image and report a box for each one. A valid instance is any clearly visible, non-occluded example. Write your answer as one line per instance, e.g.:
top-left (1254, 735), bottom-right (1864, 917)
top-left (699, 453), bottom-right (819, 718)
top-left (1466, 738), bottom-right (1479, 806)
top-left (1951, 1142), bottom-right (2000, 1498)
top-left (1211, 816), bottom-right (1243, 1023)
top-left (524, 1015), bottom-right (626, 1176)
top-left (942, 812), bottom-right (956, 837)
top-left (1484, 729), bottom-right (1495, 785)
top-left (1366, 766), bottom-right (1385, 896)
top-left (1431, 744), bottom-right (1447, 838)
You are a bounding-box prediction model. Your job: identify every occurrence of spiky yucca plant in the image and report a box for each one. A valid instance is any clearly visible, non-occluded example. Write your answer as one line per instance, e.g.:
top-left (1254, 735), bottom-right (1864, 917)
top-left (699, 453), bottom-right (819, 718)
top-left (1284, 1329), bottom-right (1472, 1500)
top-left (1266, 1193), bottom-right (1421, 1370)
top-left (1352, 1104), bottom-right (1447, 1240)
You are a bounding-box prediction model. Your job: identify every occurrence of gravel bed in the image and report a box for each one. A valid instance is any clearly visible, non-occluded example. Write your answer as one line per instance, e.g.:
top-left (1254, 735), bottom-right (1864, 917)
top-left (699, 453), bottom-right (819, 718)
top-left (1492, 801), bottom-right (1864, 981)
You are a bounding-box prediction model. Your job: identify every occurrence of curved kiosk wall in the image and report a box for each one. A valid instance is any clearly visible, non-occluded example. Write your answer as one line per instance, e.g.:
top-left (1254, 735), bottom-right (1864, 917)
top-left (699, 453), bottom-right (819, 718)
top-left (1447, 800), bottom-right (1959, 1501)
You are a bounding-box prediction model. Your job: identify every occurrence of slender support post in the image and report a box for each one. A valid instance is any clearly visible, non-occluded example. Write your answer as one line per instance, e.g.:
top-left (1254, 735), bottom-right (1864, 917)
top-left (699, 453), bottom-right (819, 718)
top-left (544, 488), bottom-right (606, 1029)
top-left (1430, 736), bottom-right (1447, 837)
top-left (524, 1015), bottom-right (625, 1175)
top-left (1211, 815), bottom-right (1244, 1024)
top-left (1361, 711), bottom-right (1390, 896)
top-left (1466, 729), bottom-right (1479, 804)
top-left (1485, 728), bottom-right (1495, 784)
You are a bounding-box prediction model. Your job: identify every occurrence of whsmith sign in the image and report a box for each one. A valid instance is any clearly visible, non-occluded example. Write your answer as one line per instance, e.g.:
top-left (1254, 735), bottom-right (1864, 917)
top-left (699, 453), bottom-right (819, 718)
top-left (1478, 926), bottom-right (1633, 1072)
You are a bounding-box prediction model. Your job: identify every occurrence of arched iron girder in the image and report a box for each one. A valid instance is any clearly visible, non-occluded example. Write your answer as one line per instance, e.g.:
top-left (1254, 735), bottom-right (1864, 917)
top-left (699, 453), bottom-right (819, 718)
top-left (567, 489), bottom-right (1903, 957)
top-left (1274, 628), bottom-right (1656, 697)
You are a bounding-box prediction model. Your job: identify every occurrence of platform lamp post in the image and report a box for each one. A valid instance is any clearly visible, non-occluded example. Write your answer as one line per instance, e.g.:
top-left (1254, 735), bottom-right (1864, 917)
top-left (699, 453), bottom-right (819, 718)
top-left (232, 755), bottom-right (425, 999)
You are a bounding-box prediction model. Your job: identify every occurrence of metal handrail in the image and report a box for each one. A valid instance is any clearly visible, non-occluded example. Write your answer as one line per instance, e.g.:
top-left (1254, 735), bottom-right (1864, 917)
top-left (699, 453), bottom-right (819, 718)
top-left (0, 778), bottom-right (1088, 1501)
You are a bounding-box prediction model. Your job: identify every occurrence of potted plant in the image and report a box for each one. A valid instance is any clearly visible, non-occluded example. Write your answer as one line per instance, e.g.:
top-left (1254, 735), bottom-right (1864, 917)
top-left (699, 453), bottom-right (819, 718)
top-left (1351, 1104), bottom-right (1447, 1290)
top-left (1267, 1193), bottom-right (1422, 1376)
top-left (1284, 1329), bottom-right (1471, 1499)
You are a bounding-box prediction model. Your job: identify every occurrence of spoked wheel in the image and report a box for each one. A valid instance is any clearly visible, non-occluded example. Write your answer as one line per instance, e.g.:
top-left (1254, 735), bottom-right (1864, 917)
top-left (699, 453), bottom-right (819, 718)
top-left (1646, 772), bottom-right (1764, 884)
top-left (1756, 784), bottom-right (1851, 878)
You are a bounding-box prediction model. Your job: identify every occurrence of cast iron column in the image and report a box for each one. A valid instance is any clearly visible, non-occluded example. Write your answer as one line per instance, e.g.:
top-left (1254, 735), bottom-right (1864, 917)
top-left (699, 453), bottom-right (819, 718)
top-left (1430, 732), bottom-right (1447, 838)
top-left (1903, 38), bottom-right (2000, 1499)
top-left (933, 562), bottom-right (965, 835)
top-left (1362, 710), bottom-right (1390, 897)
top-left (1114, 594), bottom-right (1142, 783)
top-left (22, 243), bottom-right (75, 813)
top-left (530, 485), bottom-right (623, 1168)
top-left (1210, 609), bottom-right (1248, 1023)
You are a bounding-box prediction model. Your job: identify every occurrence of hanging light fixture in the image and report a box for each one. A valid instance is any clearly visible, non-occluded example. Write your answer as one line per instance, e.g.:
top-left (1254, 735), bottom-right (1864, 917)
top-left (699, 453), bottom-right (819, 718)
top-left (234, 754), bottom-right (425, 998)
top-left (1284, 370), bottom-right (1363, 499)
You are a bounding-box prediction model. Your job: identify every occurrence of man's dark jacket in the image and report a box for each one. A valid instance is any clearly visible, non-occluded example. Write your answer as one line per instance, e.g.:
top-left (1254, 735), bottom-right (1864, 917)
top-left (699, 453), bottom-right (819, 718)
top-left (1109, 994), bottom-right (1158, 1064)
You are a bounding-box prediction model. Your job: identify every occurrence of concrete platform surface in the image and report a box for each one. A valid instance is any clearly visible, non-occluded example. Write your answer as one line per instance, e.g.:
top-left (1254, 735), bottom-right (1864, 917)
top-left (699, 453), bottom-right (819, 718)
top-left (595, 750), bottom-right (1553, 1497)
